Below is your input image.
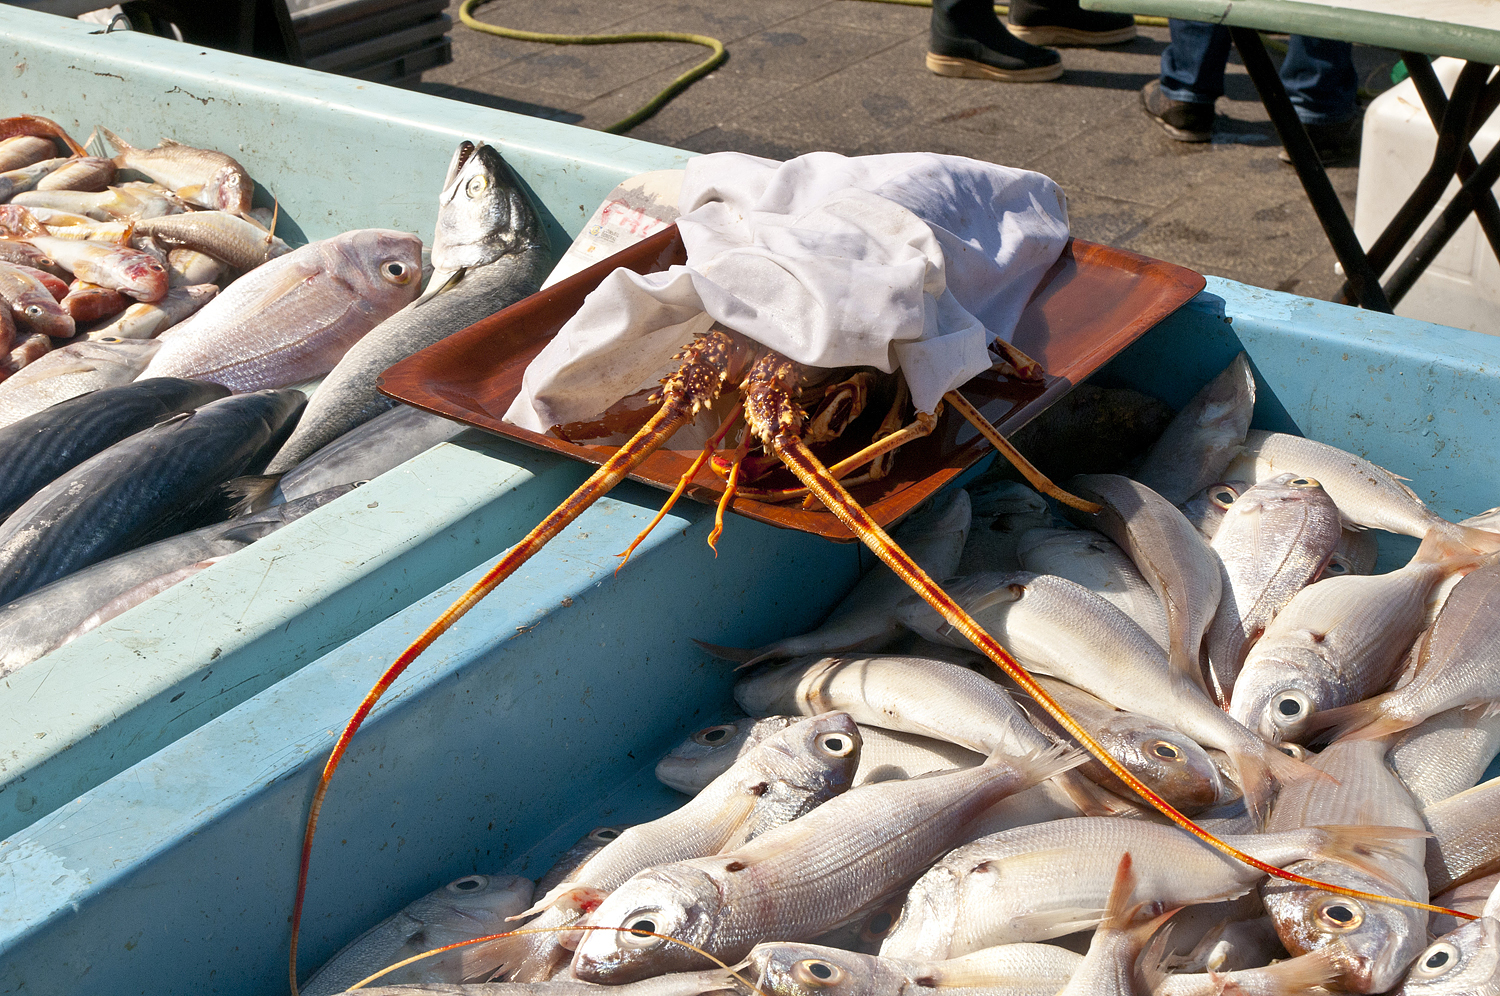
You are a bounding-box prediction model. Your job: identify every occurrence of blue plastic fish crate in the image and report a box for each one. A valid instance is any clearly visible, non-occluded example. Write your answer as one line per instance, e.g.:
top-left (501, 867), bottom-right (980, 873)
top-left (3, 9), bottom-right (1500, 995)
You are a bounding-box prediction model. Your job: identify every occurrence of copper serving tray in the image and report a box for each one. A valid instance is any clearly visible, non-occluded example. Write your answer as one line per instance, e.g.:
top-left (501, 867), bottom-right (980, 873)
top-left (379, 225), bottom-right (1206, 541)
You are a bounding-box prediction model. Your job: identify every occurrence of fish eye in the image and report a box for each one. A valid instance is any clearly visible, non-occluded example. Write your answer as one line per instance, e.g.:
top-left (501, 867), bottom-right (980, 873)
top-left (447, 875), bottom-right (486, 892)
top-left (1324, 559), bottom-right (1349, 575)
top-left (1148, 740), bottom-right (1182, 761)
top-left (692, 724), bottom-right (736, 746)
top-left (1289, 477), bottom-right (1319, 488)
top-left (466, 174), bottom-right (489, 197)
top-left (380, 259), bottom-right (413, 283)
top-left (1414, 941), bottom-right (1460, 977)
top-left (1278, 743), bottom-right (1308, 760)
top-left (589, 827), bottom-right (621, 841)
top-left (860, 908), bottom-right (896, 941)
top-left (98, 337), bottom-right (122, 343)
top-left (1316, 900), bottom-right (1363, 931)
top-left (818, 733), bottom-right (855, 757)
top-left (619, 911), bottom-right (663, 948)
top-left (23, 305), bottom-right (42, 317)
top-left (1211, 488), bottom-right (1237, 507)
top-left (792, 959), bottom-right (843, 986)
top-left (1272, 690), bottom-right (1312, 725)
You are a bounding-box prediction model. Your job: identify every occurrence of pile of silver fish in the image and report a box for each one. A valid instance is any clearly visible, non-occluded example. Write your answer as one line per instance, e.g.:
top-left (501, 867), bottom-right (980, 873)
top-left (0, 119), bottom-right (547, 671)
top-left (307, 354), bottom-right (1500, 996)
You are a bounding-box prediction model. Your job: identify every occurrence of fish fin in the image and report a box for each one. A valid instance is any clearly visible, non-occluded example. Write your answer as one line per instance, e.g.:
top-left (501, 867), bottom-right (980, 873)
top-left (1479, 699), bottom-right (1500, 720)
top-left (1139, 924), bottom-right (1176, 991)
top-left (1303, 694), bottom-right (1411, 743)
top-left (1308, 823), bottom-right (1432, 886)
top-left (1010, 743), bottom-right (1090, 793)
top-left (221, 474), bottom-right (284, 517)
top-left (414, 266), bottom-right (463, 304)
top-left (510, 883), bottom-right (606, 921)
top-left (176, 184), bottom-right (204, 202)
top-left (691, 639), bottom-right (759, 665)
top-left (98, 125), bottom-right (132, 155)
top-left (159, 137), bottom-right (184, 148)
top-left (1099, 852), bottom-right (1137, 933)
top-left (1053, 769), bottom-right (1132, 817)
top-left (1008, 906), bottom-right (1106, 936)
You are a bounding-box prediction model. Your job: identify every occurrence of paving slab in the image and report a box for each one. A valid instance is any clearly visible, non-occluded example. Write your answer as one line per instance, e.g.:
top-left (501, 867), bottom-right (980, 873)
top-left (421, 0), bottom-right (1404, 304)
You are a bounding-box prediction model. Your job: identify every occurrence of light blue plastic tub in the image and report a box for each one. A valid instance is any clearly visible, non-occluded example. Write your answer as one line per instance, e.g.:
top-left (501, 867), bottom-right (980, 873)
top-left (2, 276), bottom-right (1497, 995)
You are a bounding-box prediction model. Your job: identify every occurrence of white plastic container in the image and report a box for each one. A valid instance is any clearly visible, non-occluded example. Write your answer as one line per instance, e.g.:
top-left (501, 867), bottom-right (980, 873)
top-left (1354, 58), bottom-right (1500, 335)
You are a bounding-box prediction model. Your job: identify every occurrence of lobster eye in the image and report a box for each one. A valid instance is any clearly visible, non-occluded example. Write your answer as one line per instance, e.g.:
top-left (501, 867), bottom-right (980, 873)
top-left (1149, 740), bottom-right (1182, 760)
top-left (693, 724), bottom-right (736, 746)
top-left (1316, 900), bottom-right (1363, 931)
top-left (447, 875), bottom-right (486, 892)
top-left (818, 733), bottom-right (855, 757)
top-left (792, 959), bottom-right (843, 986)
top-left (380, 259), bottom-right (412, 283)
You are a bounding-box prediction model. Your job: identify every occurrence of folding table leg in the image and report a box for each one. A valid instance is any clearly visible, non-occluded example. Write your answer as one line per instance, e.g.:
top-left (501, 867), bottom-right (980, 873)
top-left (1346, 60), bottom-right (1494, 285)
top-left (1227, 27), bottom-right (1392, 313)
top-left (1383, 137), bottom-right (1500, 305)
top-left (1404, 56), bottom-right (1500, 261)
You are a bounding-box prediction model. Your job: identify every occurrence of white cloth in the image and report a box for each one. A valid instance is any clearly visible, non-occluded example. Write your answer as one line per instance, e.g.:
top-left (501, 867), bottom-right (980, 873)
top-left (505, 150), bottom-right (1069, 434)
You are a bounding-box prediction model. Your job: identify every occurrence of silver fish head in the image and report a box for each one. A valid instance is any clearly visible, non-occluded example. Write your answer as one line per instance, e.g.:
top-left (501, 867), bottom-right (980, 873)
top-left (404, 872), bottom-right (534, 923)
top-left (1228, 654), bottom-right (1333, 743)
top-left (570, 864), bottom-right (721, 984)
top-left (1397, 917), bottom-right (1500, 994)
top-left (431, 141), bottom-right (546, 271)
top-left (655, 716), bottom-right (797, 794)
top-left (748, 941), bottom-right (907, 995)
top-left (1180, 481), bottom-right (1242, 541)
top-left (1096, 713), bottom-right (1226, 811)
top-left (204, 163), bottom-right (253, 215)
top-left (1263, 862), bottom-right (1428, 993)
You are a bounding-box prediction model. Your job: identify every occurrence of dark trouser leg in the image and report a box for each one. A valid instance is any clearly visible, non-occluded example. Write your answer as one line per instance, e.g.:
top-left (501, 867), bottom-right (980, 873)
top-left (1159, 19), bottom-right (1232, 104)
top-left (1279, 36), bottom-right (1357, 125)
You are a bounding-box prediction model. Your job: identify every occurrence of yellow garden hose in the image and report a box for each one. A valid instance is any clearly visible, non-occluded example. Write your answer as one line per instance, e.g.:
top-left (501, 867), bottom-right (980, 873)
top-left (458, 0), bottom-right (726, 134)
top-left (460, 0), bottom-right (1169, 134)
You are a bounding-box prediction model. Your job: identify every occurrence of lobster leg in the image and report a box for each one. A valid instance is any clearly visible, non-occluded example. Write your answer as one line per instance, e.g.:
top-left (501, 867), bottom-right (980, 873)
top-left (943, 388), bottom-right (1102, 513)
top-left (288, 328), bottom-right (757, 995)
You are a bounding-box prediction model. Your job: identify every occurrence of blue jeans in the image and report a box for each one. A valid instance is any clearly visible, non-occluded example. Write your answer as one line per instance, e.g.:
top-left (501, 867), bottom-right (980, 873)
top-left (1160, 19), bottom-right (1357, 126)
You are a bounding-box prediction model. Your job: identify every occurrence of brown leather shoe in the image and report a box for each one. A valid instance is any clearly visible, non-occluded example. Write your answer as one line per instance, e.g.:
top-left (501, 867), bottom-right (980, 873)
top-left (1141, 79), bottom-right (1214, 143)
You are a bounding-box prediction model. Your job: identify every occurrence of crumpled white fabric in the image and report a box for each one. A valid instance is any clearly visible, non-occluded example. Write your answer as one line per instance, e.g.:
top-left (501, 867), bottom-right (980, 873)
top-left (504, 150), bottom-right (1069, 434)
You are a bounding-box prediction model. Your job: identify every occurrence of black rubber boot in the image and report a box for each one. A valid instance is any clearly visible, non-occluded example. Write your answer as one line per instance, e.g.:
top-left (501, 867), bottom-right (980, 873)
top-left (1006, 0), bottom-right (1137, 46)
top-left (929, 0), bottom-right (1063, 82)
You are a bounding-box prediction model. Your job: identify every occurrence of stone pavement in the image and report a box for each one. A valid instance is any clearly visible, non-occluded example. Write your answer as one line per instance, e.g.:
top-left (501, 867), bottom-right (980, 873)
top-left (419, 0), bottom-right (1401, 301)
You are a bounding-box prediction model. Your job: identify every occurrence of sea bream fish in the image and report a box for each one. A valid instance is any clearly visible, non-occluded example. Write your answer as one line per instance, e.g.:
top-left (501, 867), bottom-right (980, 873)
top-left (1133, 352), bottom-right (1257, 505)
top-left (138, 229), bottom-right (423, 392)
top-left (99, 127), bottom-right (254, 215)
top-left (1015, 526), bottom-right (1169, 650)
top-left (478, 712), bottom-right (861, 983)
top-left (1394, 878), bottom-right (1500, 995)
top-left (0, 389), bottom-right (304, 606)
top-left (569, 747), bottom-right (1082, 983)
top-left (264, 141), bottom-right (549, 473)
top-left (1205, 473), bottom-right (1343, 703)
top-left (745, 939), bottom-right (1083, 995)
top-left (1225, 431), bottom-right (1500, 557)
top-left (299, 873), bottom-right (534, 996)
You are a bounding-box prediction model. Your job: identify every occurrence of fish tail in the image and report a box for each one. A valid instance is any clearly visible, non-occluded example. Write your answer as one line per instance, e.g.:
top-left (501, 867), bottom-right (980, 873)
top-left (692, 638), bottom-right (759, 666)
top-left (98, 125), bottom-right (132, 161)
top-left (1212, 948), bottom-right (1342, 995)
top-left (1414, 522), bottom-right (1500, 564)
top-left (221, 473), bottom-right (284, 517)
top-left (1303, 694), bottom-right (1412, 743)
top-left (1308, 824), bottom-right (1432, 887)
top-left (1229, 742), bottom-right (1330, 824)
